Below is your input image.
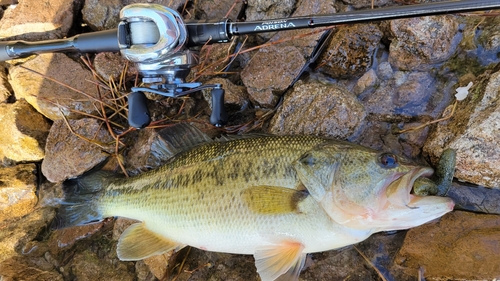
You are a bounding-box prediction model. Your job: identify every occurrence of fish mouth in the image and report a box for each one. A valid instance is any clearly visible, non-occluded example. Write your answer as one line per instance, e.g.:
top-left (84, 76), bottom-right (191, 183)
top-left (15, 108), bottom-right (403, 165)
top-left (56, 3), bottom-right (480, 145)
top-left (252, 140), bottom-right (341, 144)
top-left (377, 167), bottom-right (455, 231)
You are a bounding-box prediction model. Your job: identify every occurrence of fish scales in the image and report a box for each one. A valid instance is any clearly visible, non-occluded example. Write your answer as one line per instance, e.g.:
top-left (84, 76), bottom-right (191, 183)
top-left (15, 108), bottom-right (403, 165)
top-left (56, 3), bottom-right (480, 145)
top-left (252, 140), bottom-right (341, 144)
top-left (57, 126), bottom-right (454, 281)
top-left (98, 135), bottom-right (338, 253)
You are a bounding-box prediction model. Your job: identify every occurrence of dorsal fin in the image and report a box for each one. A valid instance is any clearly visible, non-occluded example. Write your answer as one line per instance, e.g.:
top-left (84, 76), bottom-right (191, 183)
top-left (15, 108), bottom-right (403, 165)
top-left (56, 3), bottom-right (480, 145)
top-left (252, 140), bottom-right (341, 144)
top-left (152, 123), bottom-right (213, 161)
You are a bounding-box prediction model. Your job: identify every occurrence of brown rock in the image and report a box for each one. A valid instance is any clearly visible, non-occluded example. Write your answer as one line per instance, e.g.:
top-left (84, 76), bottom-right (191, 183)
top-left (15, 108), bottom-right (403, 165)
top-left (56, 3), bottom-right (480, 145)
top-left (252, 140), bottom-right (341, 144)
top-left (340, 0), bottom-right (391, 8)
top-left (93, 52), bottom-right (138, 81)
top-left (0, 0), bottom-right (80, 40)
top-left (0, 164), bottom-right (37, 222)
top-left (269, 80), bottom-right (366, 139)
top-left (241, 45), bottom-right (305, 107)
top-left (0, 99), bottom-right (51, 162)
top-left (82, 0), bottom-right (122, 31)
top-left (424, 69), bottom-right (500, 188)
top-left (41, 118), bottom-right (114, 183)
top-left (70, 249), bottom-right (135, 281)
top-left (0, 255), bottom-right (63, 281)
top-left (396, 211), bottom-right (500, 280)
top-left (318, 24), bottom-right (383, 79)
top-left (9, 53), bottom-right (100, 121)
top-left (389, 16), bottom-right (460, 71)
top-left (144, 253), bottom-right (172, 280)
top-left (245, 0), bottom-right (296, 21)
top-left (0, 66), bottom-right (12, 103)
top-left (0, 207), bottom-right (55, 263)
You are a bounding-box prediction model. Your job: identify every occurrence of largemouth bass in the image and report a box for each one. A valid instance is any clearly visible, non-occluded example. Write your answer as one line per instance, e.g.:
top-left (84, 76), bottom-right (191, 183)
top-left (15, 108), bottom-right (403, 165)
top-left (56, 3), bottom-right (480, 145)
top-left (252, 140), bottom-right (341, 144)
top-left (57, 124), bottom-right (454, 281)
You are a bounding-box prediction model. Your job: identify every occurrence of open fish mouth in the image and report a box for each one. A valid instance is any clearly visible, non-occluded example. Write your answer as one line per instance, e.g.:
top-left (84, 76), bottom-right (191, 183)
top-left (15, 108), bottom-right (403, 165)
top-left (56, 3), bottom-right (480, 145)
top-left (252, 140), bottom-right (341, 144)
top-left (376, 167), bottom-right (455, 231)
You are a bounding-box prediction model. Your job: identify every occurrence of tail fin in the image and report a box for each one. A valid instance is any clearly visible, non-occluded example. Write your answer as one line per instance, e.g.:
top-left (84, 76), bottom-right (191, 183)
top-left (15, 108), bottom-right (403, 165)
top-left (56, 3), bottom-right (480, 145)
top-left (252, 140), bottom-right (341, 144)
top-left (54, 170), bottom-right (114, 228)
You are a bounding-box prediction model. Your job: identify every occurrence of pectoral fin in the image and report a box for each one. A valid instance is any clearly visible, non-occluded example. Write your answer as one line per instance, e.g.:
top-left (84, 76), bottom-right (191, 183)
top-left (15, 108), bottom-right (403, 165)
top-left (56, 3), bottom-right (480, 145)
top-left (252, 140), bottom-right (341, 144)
top-left (242, 186), bottom-right (308, 214)
top-left (117, 222), bottom-right (183, 261)
top-left (254, 241), bottom-right (307, 281)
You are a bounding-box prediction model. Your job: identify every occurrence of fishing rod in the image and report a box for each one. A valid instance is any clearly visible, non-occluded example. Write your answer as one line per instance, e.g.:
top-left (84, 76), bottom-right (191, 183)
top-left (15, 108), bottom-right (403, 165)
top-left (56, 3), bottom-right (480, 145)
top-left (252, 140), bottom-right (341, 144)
top-left (0, 0), bottom-right (498, 128)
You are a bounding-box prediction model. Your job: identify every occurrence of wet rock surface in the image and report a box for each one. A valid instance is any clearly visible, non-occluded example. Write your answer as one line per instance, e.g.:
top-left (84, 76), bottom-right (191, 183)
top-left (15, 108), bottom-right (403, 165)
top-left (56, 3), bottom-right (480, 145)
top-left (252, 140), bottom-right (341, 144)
top-left (0, 0), bottom-right (500, 280)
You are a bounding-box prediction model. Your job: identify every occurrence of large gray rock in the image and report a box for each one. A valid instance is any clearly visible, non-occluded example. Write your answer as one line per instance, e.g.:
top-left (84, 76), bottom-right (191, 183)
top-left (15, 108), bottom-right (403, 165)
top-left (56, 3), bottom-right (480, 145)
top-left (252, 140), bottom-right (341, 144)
top-left (0, 99), bottom-right (51, 162)
top-left (9, 53), bottom-right (100, 121)
top-left (389, 16), bottom-right (461, 71)
top-left (424, 68), bottom-right (500, 188)
top-left (42, 118), bottom-right (114, 182)
top-left (0, 0), bottom-right (81, 40)
top-left (269, 80), bottom-right (366, 139)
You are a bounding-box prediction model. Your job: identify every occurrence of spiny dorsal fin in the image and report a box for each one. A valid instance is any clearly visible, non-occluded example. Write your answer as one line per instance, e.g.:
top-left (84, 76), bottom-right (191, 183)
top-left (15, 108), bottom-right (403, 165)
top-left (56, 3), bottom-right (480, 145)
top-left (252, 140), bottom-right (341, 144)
top-left (242, 186), bottom-right (308, 215)
top-left (153, 123), bottom-right (213, 160)
top-left (117, 222), bottom-right (183, 261)
top-left (254, 241), bottom-right (306, 281)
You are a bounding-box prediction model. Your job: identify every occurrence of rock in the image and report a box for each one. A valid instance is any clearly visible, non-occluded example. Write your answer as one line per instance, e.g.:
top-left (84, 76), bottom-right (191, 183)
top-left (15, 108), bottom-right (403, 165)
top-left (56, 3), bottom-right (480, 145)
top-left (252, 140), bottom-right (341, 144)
top-left (447, 182), bottom-right (500, 214)
top-left (269, 80), bottom-right (366, 139)
top-left (82, 0), bottom-right (186, 31)
top-left (389, 16), bottom-right (460, 71)
top-left (424, 69), bottom-right (500, 188)
top-left (361, 71), bottom-right (437, 121)
top-left (9, 53), bottom-right (100, 121)
top-left (245, 0), bottom-right (296, 21)
top-left (0, 99), bottom-right (51, 162)
top-left (340, 0), bottom-right (391, 8)
top-left (241, 0), bottom-right (336, 108)
top-left (0, 255), bottom-right (63, 281)
top-left (377, 61), bottom-right (394, 80)
top-left (82, 0), bottom-right (122, 31)
top-left (143, 253), bottom-right (172, 280)
top-left (196, 0), bottom-right (244, 20)
top-left (0, 164), bottom-right (37, 222)
top-left (353, 69), bottom-right (378, 95)
top-left (318, 24), bottom-right (383, 79)
top-left (42, 118), bottom-right (114, 183)
top-left (396, 211), bottom-right (500, 280)
top-left (0, 0), bottom-right (81, 40)
top-left (0, 207), bottom-right (55, 263)
top-left (241, 45), bottom-right (305, 107)
top-left (93, 52), bottom-right (138, 81)
top-left (70, 249), bottom-right (135, 281)
top-left (0, 66), bottom-right (12, 103)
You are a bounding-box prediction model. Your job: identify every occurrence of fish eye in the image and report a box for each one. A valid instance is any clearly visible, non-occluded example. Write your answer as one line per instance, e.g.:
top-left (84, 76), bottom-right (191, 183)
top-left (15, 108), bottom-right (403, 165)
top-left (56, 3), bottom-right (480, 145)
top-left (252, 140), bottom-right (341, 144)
top-left (378, 153), bottom-right (398, 168)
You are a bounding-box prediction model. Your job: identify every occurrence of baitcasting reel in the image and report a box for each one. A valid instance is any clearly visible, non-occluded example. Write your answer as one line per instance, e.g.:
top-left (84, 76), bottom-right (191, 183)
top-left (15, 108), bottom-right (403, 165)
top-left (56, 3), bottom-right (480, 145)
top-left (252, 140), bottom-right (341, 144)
top-left (0, 0), bottom-right (499, 128)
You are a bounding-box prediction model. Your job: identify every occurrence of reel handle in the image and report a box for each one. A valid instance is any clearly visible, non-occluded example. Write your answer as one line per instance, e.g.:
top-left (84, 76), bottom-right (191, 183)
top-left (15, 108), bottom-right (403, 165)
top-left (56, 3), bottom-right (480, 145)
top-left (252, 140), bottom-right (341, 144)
top-left (210, 87), bottom-right (228, 127)
top-left (128, 91), bottom-right (151, 129)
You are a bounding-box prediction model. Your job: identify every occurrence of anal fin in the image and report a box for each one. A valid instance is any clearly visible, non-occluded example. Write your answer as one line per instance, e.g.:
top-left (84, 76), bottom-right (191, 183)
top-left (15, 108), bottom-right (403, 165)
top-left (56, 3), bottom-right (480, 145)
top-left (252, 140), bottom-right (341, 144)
top-left (242, 186), bottom-right (308, 215)
top-left (254, 241), bottom-right (307, 281)
top-left (117, 222), bottom-right (183, 261)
